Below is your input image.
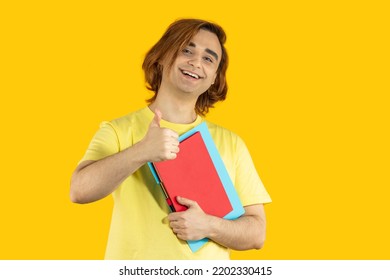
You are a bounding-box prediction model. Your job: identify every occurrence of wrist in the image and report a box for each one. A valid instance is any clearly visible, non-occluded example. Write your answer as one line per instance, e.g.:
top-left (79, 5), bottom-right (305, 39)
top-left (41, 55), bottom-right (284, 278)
top-left (206, 214), bottom-right (219, 239)
top-left (126, 140), bottom-right (149, 166)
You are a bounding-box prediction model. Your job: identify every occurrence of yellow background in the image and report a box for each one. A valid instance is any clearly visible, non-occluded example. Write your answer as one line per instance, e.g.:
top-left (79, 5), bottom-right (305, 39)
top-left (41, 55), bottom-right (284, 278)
top-left (1, 0), bottom-right (389, 259)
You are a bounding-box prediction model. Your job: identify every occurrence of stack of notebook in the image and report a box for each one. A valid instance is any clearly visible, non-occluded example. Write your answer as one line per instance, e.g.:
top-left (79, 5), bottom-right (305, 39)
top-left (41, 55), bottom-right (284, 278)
top-left (148, 122), bottom-right (244, 252)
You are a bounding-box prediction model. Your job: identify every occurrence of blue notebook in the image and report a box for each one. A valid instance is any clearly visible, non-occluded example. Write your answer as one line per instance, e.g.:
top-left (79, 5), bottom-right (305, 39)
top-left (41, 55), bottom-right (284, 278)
top-left (148, 122), bottom-right (244, 252)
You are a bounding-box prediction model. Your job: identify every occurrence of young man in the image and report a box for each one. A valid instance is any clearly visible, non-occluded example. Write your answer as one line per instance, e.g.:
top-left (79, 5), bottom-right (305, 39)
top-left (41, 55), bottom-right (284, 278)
top-left (70, 18), bottom-right (271, 259)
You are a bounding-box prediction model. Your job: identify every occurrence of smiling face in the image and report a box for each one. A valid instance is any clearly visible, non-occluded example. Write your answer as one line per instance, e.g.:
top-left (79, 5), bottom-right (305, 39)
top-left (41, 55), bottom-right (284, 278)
top-left (160, 29), bottom-right (222, 99)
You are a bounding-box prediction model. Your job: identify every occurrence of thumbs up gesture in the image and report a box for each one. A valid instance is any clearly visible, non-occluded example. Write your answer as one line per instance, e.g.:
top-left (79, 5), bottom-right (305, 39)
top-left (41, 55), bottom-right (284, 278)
top-left (139, 109), bottom-right (180, 162)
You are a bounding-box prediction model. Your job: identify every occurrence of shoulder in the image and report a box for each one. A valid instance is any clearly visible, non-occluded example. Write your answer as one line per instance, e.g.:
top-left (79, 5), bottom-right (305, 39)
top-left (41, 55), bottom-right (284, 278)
top-left (205, 120), bottom-right (243, 142)
top-left (105, 107), bottom-right (149, 132)
top-left (205, 120), bottom-right (235, 136)
top-left (97, 108), bottom-right (150, 148)
top-left (206, 121), bottom-right (247, 160)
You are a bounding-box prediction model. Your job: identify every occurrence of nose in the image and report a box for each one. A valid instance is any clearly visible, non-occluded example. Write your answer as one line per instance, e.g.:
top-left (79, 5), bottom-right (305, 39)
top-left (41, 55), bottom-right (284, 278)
top-left (187, 55), bottom-right (202, 68)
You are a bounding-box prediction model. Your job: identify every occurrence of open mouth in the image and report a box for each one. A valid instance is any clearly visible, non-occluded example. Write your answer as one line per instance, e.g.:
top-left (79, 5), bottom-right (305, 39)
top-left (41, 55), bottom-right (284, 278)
top-left (181, 69), bottom-right (201, 80)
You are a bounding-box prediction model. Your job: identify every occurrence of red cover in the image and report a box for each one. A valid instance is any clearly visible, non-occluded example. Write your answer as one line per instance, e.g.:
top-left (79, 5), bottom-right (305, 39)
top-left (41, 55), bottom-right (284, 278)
top-left (153, 132), bottom-right (233, 217)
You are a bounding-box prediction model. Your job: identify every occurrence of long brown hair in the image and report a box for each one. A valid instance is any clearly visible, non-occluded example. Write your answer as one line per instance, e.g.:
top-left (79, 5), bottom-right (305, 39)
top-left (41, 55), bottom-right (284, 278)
top-left (142, 18), bottom-right (229, 116)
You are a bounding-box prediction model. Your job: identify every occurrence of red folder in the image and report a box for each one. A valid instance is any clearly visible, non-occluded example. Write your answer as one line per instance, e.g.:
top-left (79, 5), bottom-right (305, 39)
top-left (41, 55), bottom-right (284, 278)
top-left (152, 132), bottom-right (233, 217)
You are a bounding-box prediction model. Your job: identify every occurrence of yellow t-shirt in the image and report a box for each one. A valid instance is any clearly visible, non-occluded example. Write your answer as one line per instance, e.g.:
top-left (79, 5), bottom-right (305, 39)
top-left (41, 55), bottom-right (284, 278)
top-left (81, 107), bottom-right (271, 259)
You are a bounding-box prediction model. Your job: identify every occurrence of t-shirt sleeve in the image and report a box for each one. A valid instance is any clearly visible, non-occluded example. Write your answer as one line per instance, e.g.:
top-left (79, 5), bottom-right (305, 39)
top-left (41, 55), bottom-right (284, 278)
top-left (234, 136), bottom-right (272, 206)
top-left (80, 121), bottom-right (120, 163)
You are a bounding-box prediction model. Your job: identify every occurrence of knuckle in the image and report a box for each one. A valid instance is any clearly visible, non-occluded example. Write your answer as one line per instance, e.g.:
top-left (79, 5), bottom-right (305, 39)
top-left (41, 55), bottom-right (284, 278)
top-left (162, 128), bottom-right (172, 136)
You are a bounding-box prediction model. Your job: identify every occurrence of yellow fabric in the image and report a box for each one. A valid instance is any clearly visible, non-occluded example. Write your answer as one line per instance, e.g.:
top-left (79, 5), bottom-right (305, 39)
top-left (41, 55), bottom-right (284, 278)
top-left (81, 107), bottom-right (271, 259)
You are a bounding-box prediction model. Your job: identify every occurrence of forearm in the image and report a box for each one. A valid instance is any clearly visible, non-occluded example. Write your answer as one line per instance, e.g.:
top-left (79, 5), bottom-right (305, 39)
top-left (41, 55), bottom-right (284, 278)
top-left (169, 200), bottom-right (267, 251)
top-left (207, 210), bottom-right (266, 250)
top-left (71, 114), bottom-right (179, 204)
top-left (70, 141), bottom-right (147, 204)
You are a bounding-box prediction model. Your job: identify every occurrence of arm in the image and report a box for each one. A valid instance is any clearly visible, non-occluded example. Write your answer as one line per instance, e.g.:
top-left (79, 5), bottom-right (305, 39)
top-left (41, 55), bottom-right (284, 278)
top-left (70, 109), bottom-right (179, 204)
top-left (70, 143), bottom-right (148, 204)
top-left (168, 197), bottom-right (266, 250)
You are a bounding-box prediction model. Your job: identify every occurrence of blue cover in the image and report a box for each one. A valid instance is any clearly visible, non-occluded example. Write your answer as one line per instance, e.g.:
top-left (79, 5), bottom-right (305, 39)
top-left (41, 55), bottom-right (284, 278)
top-left (148, 122), bottom-right (244, 252)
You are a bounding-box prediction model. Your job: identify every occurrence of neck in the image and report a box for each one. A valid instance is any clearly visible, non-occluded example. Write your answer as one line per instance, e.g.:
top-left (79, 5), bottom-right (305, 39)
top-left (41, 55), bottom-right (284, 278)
top-left (149, 93), bottom-right (198, 124)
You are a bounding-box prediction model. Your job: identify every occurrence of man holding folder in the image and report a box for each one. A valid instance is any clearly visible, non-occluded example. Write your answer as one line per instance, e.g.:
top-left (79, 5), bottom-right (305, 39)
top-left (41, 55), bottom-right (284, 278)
top-left (70, 18), bottom-right (271, 259)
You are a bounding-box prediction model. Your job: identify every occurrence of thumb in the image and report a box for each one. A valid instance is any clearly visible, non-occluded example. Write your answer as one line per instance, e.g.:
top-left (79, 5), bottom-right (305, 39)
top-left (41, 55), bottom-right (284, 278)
top-left (176, 196), bottom-right (198, 208)
top-left (150, 108), bottom-right (162, 128)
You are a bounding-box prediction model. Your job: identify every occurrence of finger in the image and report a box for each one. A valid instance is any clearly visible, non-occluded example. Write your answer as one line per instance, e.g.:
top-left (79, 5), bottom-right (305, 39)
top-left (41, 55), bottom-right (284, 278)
top-left (172, 227), bottom-right (179, 234)
top-left (168, 213), bottom-right (181, 222)
top-left (161, 128), bottom-right (179, 139)
top-left (172, 145), bottom-right (180, 154)
top-left (150, 108), bottom-right (162, 128)
top-left (176, 196), bottom-right (197, 208)
top-left (168, 151), bottom-right (178, 160)
top-left (161, 146), bottom-right (177, 160)
top-left (169, 220), bottom-right (180, 229)
top-left (176, 232), bottom-right (186, 240)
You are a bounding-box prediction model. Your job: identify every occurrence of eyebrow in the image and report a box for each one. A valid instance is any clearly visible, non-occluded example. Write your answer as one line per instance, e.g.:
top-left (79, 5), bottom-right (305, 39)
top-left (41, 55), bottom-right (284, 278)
top-left (188, 42), bottom-right (219, 61)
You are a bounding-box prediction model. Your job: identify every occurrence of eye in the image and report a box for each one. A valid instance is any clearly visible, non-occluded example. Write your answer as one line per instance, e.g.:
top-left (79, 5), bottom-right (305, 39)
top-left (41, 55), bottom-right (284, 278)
top-left (204, 56), bottom-right (213, 63)
top-left (182, 48), bottom-right (192, 55)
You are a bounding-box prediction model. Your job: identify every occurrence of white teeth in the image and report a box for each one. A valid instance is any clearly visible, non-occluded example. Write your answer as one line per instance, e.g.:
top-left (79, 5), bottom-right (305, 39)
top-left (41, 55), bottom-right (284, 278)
top-left (182, 70), bottom-right (199, 79)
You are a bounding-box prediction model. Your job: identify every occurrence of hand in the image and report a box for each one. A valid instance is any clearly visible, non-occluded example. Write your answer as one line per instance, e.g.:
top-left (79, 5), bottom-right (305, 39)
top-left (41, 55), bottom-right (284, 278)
top-left (168, 196), bottom-right (211, 241)
top-left (139, 109), bottom-right (179, 162)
